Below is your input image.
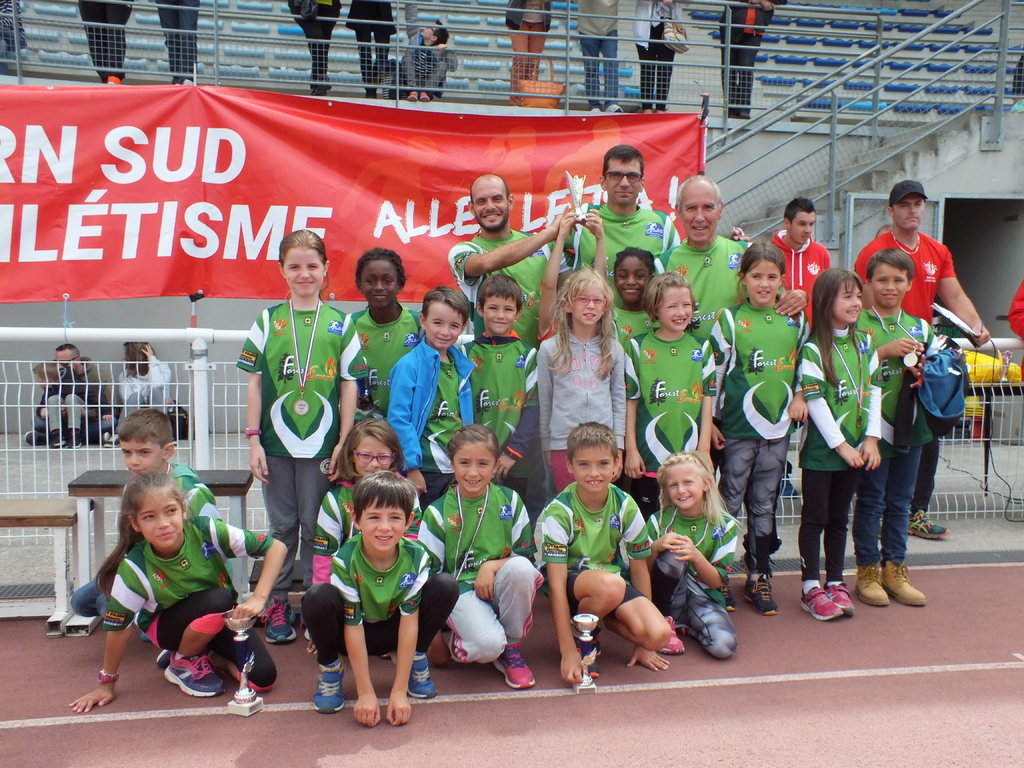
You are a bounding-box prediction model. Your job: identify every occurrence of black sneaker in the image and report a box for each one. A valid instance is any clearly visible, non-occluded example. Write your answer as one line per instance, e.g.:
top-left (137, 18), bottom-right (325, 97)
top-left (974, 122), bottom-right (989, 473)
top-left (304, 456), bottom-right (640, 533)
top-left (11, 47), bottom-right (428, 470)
top-left (722, 581), bottom-right (736, 612)
top-left (48, 430), bottom-right (68, 449)
top-left (743, 575), bottom-right (778, 616)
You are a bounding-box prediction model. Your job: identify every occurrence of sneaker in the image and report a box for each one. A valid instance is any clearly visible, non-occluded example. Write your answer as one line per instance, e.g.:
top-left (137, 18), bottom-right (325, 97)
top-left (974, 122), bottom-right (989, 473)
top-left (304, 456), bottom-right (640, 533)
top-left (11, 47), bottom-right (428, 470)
top-left (407, 91), bottom-right (419, 101)
top-left (407, 651), bottom-right (437, 699)
top-left (824, 583), bottom-right (855, 616)
top-left (313, 658), bottom-right (345, 713)
top-left (743, 575), bottom-right (778, 616)
top-left (1011, 100), bottom-right (1024, 113)
top-left (419, 92), bottom-right (431, 102)
top-left (659, 616), bottom-right (686, 654)
top-left (855, 563), bottom-right (890, 606)
top-left (164, 652), bottom-right (224, 696)
top-left (156, 649), bottom-right (171, 669)
top-left (261, 597), bottom-right (297, 644)
top-left (493, 643), bottom-right (536, 689)
top-left (48, 430), bottom-right (68, 449)
top-left (909, 509), bottom-right (949, 539)
top-left (101, 430), bottom-right (116, 448)
top-left (24, 430), bottom-right (43, 447)
top-left (605, 103), bottom-right (623, 113)
top-left (106, 76), bottom-right (122, 85)
top-left (589, 106), bottom-right (602, 113)
top-left (881, 561), bottom-right (926, 606)
top-left (722, 580), bottom-right (736, 612)
top-left (800, 586), bottom-right (844, 621)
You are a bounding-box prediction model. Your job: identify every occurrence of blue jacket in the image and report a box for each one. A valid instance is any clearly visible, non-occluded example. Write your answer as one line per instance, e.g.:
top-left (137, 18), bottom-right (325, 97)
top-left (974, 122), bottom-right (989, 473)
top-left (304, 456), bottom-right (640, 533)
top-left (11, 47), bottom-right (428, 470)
top-left (387, 338), bottom-right (475, 471)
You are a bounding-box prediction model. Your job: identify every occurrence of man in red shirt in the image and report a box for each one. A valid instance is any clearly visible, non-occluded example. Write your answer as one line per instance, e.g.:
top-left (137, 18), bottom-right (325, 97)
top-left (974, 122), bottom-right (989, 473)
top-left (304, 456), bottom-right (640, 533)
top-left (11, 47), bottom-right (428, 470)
top-left (1009, 279), bottom-right (1024, 339)
top-left (771, 197), bottom-right (831, 320)
top-left (855, 180), bottom-right (991, 540)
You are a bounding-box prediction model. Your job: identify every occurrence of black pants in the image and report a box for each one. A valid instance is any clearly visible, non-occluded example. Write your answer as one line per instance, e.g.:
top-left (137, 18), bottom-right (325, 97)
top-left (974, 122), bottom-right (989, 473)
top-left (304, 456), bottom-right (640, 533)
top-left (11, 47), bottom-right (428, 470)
top-left (78, 0), bottom-right (132, 82)
top-left (354, 26), bottom-right (392, 97)
top-left (636, 24), bottom-right (675, 111)
top-left (720, 30), bottom-right (761, 109)
top-left (303, 574), bottom-right (458, 667)
top-left (296, 0), bottom-right (340, 86)
top-left (910, 435), bottom-right (940, 511)
top-left (154, 587), bottom-right (276, 688)
top-left (798, 467), bottom-right (860, 583)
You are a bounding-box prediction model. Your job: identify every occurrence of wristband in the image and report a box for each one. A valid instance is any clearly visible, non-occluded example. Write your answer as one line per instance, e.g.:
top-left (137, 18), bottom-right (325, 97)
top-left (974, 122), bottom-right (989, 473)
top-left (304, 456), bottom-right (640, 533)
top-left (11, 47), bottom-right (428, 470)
top-left (503, 446), bottom-right (523, 461)
top-left (98, 669), bottom-right (119, 684)
top-left (244, 428), bottom-right (261, 439)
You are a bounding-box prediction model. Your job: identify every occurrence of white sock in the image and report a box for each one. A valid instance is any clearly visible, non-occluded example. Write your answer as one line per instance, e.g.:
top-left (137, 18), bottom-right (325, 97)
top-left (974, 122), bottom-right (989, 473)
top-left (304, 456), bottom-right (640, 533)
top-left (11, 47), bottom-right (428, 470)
top-left (825, 580), bottom-right (842, 587)
top-left (802, 580), bottom-right (820, 595)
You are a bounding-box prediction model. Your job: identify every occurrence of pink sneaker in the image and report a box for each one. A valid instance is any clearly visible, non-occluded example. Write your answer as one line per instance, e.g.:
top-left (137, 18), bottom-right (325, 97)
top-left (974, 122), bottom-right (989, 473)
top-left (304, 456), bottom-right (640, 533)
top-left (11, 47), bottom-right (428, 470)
top-left (801, 586), bottom-right (843, 621)
top-left (659, 616), bottom-right (685, 655)
top-left (494, 643), bottom-right (535, 689)
top-left (825, 583), bottom-right (855, 617)
top-left (407, 91), bottom-right (419, 101)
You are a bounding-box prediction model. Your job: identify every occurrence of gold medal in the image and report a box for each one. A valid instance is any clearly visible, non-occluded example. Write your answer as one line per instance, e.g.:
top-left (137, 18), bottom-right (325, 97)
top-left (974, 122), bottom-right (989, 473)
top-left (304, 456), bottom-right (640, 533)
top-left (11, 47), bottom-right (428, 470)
top-left (294, 398), bottom-right (310, 416)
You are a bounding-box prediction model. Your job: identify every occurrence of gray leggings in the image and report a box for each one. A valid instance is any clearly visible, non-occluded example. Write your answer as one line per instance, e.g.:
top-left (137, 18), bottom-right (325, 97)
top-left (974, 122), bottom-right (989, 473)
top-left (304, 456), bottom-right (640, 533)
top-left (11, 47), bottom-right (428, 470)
top-left (652, 551), bottom-right (737, 659)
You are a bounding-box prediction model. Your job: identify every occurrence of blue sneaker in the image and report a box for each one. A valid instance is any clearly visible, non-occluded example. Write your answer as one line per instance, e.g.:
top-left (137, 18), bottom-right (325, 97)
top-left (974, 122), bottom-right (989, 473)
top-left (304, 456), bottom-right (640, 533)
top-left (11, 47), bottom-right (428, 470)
top-left (261, 597), bottom-right (296, 644)
top-left (164, 652), bottom-right (224, 697)
top-left (313, 658), bottom-right (345, 713)
top-left (407, 651), bottom-right (437, 699)
top-left (156, 649), bottom-right (171, 669)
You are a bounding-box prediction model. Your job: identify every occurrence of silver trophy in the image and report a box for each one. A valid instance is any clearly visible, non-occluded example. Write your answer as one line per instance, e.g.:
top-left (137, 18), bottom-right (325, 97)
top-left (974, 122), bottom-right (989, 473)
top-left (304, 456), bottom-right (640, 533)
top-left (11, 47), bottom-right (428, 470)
top-left (565, 171), bottom-right (588, 222)
top-left (572, 613), bottom-right (599, 694)
top-left (223, 609), bottom-right (264, 716)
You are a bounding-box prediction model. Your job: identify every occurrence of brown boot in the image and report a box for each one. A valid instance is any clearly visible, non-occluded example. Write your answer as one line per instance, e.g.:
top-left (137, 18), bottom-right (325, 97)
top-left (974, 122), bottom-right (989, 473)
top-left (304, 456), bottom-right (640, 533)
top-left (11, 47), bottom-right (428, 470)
top-left (855, 563), bottom-right (889, 607)
top-left (881, 561), bottom-right (926, 606)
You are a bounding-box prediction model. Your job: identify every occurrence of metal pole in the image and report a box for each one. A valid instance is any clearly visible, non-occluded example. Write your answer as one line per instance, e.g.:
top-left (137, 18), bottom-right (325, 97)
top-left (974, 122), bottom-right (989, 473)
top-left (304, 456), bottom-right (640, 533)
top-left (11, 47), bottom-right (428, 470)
top-left (11, 0), bottom-right (23, 82)
top-left (563, 2), bottom-right (571, 114)
top-left (723, 8), bottom-right (733, 123)
top-left (871, 13), bottom-right (882, 143)
top-left (190, 338), bottom-right (212, 470)
top-left (982, 0), bottom-right (1011, 150)
top-left (827, 91), bottom-right (838, 247)
top-left (212, 0), bottom-right (221, 85)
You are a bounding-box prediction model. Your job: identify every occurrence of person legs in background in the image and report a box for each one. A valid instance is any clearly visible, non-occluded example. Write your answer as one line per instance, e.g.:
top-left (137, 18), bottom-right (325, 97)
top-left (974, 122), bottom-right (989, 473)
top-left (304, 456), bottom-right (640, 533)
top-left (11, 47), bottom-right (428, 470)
top-left (636, 24), bottom-right (674, 113)
top-left (909, 435), bottom-right (949, 539)
top-left (78, 0), bottom-right (133, 84)
top-left (297, 0), bottom-right (341, 96)
top-left (156, 0), bottom-right (199, 84)
top-left (508, 20), bottom-right (544, 106)
top-left (347, 0), bottom-right (396, 100)
top-left (581, 32), bottom-right (620, 112)
top-left (720, 29), bottom-right (759, 119)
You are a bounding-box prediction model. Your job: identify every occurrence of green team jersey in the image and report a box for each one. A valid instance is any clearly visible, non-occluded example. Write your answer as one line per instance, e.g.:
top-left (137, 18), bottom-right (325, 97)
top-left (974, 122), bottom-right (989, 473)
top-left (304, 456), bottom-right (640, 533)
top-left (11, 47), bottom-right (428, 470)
top-left (859, 309), bottom-right (936, 456)
top-left (463, 337), bottom-right (537, 479)
top-left (710, 303), bottom-right (809, 440)
top-left (799, 332), bottom-right (880, 471)
top-left (625, 332), bottom-right (716, 470)
top-left (332, 535), bottom-right (429, 625)
top-left (660, 237), bottom-right (747, 340)
top-left (237, 303), bottom-right (365, 458)
top-left (539, 483), bottom-right (651, 576)
top-left (615, 306), bottom-right (656, 350)
top-left (571, 204), bottom-right (677, 279)
top-left (169, 462), bottom-right (219, 520)
top-left (646, 509), bottom-right (738, 607)
top-left (420, 358), bottom-right (464, 474)
top-left (103, 517), bottom-right (273, 632)
top-left (350, 307), bottom-right (420, 418)
top-left (449, 232), bottom-right (562, 348)
top-left (313, 480), bottom-right (421, 559)
top-left (418, 483), bottom-right (535, 594)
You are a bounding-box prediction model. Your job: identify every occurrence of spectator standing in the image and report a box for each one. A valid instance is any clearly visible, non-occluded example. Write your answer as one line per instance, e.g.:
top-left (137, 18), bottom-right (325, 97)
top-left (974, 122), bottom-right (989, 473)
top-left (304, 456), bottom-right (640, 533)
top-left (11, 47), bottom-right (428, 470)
top-left (577, 0), bottom-right (621, 113)
top-left (0, 0), bottom-right (26, 76)
top-left (720, 0), bottom-right (786, 119)
top-left (634, 0), bottom-right (685, 113)
top-left (293, 0), bottom-right (342, 96)
top-left (78, 0), bottom-right (133, 84)
top-left (157, 0), bottom-right (198, 84)
top-left (506, 0), bottom-right (552, 106)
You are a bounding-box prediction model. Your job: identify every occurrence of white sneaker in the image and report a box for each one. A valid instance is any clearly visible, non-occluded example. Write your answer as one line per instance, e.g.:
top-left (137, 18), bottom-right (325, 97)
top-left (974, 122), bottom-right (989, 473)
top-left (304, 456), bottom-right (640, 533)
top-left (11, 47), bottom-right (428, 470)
top-left (605, 103), bottom-right (623, 113)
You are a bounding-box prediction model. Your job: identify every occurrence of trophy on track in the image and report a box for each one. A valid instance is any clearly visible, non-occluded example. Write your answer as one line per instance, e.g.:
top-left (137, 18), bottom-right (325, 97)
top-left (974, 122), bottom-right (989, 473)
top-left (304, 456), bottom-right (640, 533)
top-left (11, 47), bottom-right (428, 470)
top-left (565, 171), bottom-right (588, 223)
top-left (223, 609), bottom-right (264, 716)
top-left (572, 613), bottom-right (599, 694)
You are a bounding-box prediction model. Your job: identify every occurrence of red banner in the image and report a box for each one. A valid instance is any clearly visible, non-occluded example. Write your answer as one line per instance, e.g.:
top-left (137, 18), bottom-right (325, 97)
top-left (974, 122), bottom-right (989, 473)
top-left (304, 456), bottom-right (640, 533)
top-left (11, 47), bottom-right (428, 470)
top-left (0, 86), bottom-right (704, 303)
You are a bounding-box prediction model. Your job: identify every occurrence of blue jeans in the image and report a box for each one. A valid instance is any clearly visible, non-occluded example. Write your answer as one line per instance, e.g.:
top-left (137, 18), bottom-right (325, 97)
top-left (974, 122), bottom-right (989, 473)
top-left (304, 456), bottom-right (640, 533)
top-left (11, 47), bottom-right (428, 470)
top-left (156, 0), bottom-right (199, 83)
top-left (852, 445), bottom-right (923, 566)
top-left (580, 32), bottom-right (618, 109)
top-left (71, 578), bottom-right (108, 617)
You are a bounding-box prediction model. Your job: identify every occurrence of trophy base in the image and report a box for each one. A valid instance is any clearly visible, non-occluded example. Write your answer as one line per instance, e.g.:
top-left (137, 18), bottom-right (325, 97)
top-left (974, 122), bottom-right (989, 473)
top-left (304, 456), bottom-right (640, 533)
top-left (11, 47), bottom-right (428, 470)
top-left (227, 696), bottom-right (264, 717)
top-left (573, 681), bottom-right (597, 695)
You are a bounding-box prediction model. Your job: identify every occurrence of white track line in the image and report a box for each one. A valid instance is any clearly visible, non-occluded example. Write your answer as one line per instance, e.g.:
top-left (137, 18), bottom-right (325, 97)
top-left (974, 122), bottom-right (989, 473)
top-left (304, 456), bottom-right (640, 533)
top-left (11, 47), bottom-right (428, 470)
top-left (9, 658), bottom-right (1023, 730)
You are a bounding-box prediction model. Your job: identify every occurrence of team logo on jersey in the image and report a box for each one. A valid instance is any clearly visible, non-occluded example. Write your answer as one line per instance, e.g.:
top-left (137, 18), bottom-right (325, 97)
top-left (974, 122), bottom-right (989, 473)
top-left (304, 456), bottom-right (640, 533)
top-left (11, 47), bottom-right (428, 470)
top-left (787, 316), bottom-right (800, 327)
top-left (515, 354), bottom-right (526, 369)
top-left (499, 504), bottom-right (513, 520)
top-left (404, 333), bottom-right (420, 347)
top-left (273, 318), bottom-right (288, 331)
top-left (313, 534), bottom-right (330, 550)
top-left (712, 526), bottom-right (725, 540)
top-left (609, 513), bottom-right (621, 531)
top-left (645, 222), bottom-right (665, 238)
top-left (453, 252), bottom-right (469, 272)
top-left (495, 353), bottom-right (503, 363)
top-left (544, 542), bottom-right (567, 559)
top-left (470, 354), bottom-right (483, 369)
top-left (857, 338), bottom-right (870, 354)
top-left (622, 323), bottom-right (634, 335)
top-left (631, 542), bottom-right (647, 552)
top-left (238, 350), bottom-right (257, 367)
top-left (691, 349), bottom-right (703, 362)
top-left (836, 379), bottom-right (853, 404)
top-left (382, 332), bottom-right (391, 343)
top-left (643, 348), bottom-right (657, 363)
top-left (327, 320), bottom-right (345, 336)
top-left (343, 603), bottom-right (356, 621)
top-left (808, 263), bottom-right (821, 275)
top-left (152, 568), bottom-right (167, 586)
top-left (399, 572), bottom-right (416, 590)
top-left (201, 541), bottom-right (216, 561)
top-left (728, 253), bottom-right (742, 270)
top-left (530, 249), bottom-right (546, 259)
top-left (179, 557), bottom-right (191, 570)
top-left (447, 513), bottom-right (462, 531)
top-left (923, 261), bottom-right (937, 278)
top-left (909, 325), bottom-right (924, 339)
top-left (358, 332), bottom-right (370, 347)
top-left (102, 609), bottom-right (128, 629)
top-left (738, 318), bottom-right (752, 331)
top-left (478, 389), bottom-right (502, 413)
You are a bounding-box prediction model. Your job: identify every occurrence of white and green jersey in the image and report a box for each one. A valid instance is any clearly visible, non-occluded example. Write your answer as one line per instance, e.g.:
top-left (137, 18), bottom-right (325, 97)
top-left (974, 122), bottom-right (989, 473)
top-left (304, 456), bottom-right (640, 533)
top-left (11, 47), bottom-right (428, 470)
top-left (463, 337), bottom-right (537, 479)
top-left (710, 303), bottom-right (808, 440)
top-left (539, 483), bottom-right (651, 576)
top-left (350, 307), bottom-right (420, 418)
top-left (571, 204), bottom-right (677, 279)
top-left (332, 535), bottom-right (430, 625)
top-left (419, 483), bottom-right (534, 594)
top-left (660, 237), bottom-right (747, 340)
top-left (646, 508), bottom-right (738, 607)
top-left (169, 462), bottom-right (219, 520)
top-left (449, 232), bottom-right (564, 348)
top-left (615, 306), bottom-right (656, 350)
top-left (420, 358), bottom-right (465, 474)
top-left (237, 303), bottom-right (365, 458)
top-left (103, 517), bottom-right (273, 632)
top-left (799, 332), bottom-right (880, 471)
top-left (625, 332), bottom-right (715, 471)
top-left (859, 309), bottom-right (937, 456)
top-left (314, 480), bottom-right (421, 560)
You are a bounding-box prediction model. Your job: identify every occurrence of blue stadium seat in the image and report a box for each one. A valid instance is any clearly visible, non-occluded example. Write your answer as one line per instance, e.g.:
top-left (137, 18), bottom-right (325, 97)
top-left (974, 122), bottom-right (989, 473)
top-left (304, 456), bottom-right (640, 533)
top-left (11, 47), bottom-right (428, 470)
top-left (232, 22), bottom-right (270, 34)
top-left (887, 61), bottom-right (913, 71)
top-left (925, 84), bottom-right (958, 94)
top-left (843, 80), bottom-right (872, 91)
top-left (936, 105), bottom-right (965, 114)
top-left (899, 9), bottom-right (929, 17)
top-left (237, 1), bottom-right (274, 10)
top-left (963, 64), bottom-right (997, 75)
top-left (775, 55), bottom-right (808, 65)
top-left (896, 24), bottom-right (925, 34)
top-left (812, 57), bottom-right (847, 68)
top-left (690, 12), bottom-right (720, 21)
top-left (759, 76), bottom-right (798, 87)
top-left (924, 62), bottom-right (952, 72)
top-left (884, 83), bottom-right (919, 93)
top-left (795, 19), bottom-right (826, 28)
top-left (962, 86), bottom-right (996, 95)
top-left (822, 38), bottom-right (854, 48)
top-left (278, 24), bottom-right (304, 36)
top-left (830, 21), bottom-right (859, 30)
top-left (32, 3), bottom-right (78, 17)
top-left (785, 36), bottom-right (817, 46)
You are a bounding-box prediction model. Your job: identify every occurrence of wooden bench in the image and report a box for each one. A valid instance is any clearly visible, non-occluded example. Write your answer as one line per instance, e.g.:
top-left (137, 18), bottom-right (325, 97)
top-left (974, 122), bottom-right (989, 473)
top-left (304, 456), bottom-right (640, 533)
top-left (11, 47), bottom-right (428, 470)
top-left (0, 498), bottom-right (80, 636)
top-left (67, 470), bottom-right (254, 634)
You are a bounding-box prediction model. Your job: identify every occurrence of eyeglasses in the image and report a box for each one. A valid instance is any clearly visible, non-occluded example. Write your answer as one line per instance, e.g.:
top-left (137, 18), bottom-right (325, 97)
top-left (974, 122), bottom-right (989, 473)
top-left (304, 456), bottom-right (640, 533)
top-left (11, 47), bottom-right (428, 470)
top-left (572, 296), bottom-right (609, 307)
top-left (605, 171), bottom-right (643, 184)
top-left (354, 451), bottom-right (395, 466)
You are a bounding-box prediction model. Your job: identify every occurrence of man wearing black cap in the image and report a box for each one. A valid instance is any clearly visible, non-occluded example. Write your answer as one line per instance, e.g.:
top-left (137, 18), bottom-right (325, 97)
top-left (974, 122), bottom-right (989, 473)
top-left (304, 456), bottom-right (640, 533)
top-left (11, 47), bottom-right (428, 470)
top-left (855, 180), bottom-right (990, 540)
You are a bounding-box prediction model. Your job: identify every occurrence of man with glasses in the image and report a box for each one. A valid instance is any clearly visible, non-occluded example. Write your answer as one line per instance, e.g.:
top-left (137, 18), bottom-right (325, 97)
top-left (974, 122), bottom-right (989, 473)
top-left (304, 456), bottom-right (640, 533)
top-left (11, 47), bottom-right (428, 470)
top-left (27, 343), bottom-right (114, 448)
top-left (571, 144), bottom-right (679, 280)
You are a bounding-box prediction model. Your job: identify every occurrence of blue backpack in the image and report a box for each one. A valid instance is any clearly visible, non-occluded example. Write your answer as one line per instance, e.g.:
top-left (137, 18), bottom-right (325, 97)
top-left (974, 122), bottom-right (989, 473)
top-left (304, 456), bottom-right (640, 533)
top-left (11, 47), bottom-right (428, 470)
top-left (917, 348), bottom-right (968, 436)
